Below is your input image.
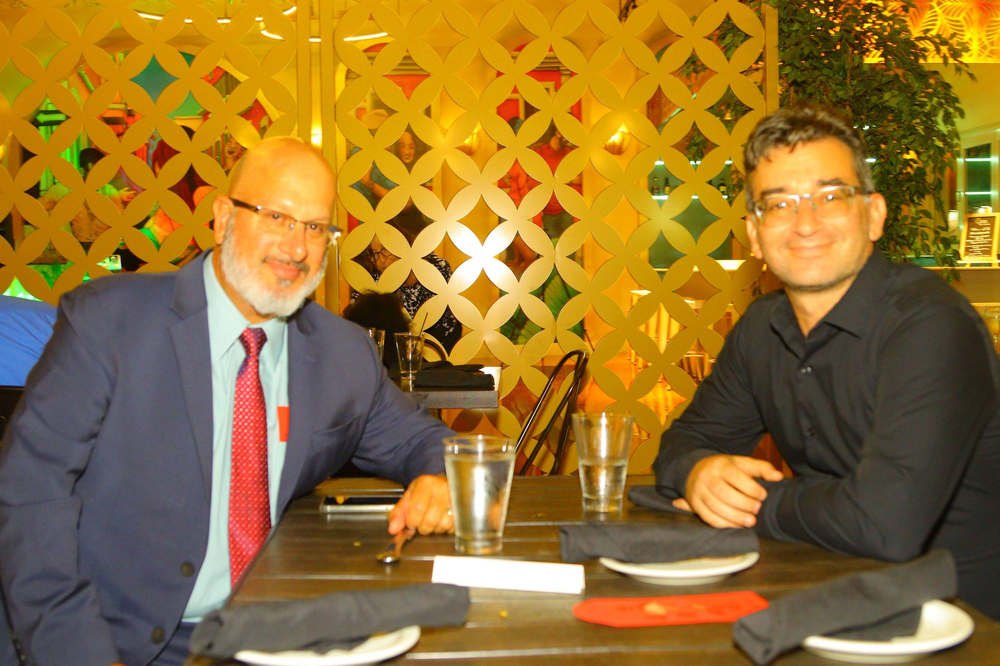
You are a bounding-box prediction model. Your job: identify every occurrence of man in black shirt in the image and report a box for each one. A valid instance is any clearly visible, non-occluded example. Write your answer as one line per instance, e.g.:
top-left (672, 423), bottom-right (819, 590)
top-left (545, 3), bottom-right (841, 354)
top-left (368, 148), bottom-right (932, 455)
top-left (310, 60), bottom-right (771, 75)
top-left (654, 104), bottom-right (1000, 619)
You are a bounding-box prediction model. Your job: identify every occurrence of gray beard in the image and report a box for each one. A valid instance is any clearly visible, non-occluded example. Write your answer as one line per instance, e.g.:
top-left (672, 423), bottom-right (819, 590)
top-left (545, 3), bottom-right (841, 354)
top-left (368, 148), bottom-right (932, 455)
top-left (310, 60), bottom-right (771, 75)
top-left (219, 218), bottom-right (328, 318)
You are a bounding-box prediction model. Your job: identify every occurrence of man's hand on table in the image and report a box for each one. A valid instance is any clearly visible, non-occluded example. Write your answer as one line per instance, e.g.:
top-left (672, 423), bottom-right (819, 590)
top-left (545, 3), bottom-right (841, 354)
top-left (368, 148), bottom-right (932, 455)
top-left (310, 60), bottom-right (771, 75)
top-left (388, 474), bottom-right (454, 536)
top-left (674, 455), bottom-right (784, 529)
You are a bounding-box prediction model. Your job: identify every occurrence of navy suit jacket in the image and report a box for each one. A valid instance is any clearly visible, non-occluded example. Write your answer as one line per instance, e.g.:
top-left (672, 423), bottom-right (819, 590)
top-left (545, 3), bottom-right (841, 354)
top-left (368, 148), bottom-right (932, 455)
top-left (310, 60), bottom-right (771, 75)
top-left (0, 254), bottom-right (452, 666)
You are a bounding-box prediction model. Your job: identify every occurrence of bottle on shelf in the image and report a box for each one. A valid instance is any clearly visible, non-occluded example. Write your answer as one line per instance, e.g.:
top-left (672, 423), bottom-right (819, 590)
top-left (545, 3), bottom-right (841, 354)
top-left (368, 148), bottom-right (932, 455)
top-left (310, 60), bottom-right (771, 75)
top-left (652, 176), bottom-right (661, 196)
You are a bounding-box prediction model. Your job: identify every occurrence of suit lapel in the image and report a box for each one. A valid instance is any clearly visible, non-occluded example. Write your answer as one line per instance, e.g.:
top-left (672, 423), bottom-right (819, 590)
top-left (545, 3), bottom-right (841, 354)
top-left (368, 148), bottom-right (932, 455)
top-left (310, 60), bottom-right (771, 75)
top-left (169, 255), bottom-right (214, 502)
top-left (277, 309), bottom-right (324, 513)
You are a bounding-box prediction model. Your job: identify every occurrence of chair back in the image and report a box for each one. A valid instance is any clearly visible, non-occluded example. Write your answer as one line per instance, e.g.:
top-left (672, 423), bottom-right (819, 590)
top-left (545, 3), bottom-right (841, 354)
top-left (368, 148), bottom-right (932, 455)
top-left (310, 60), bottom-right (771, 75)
top-left (0, 386), bottom-right (24, 442)
top-left (515, 351), bottom-right (588, 475)
top-left (422, 335), bottom-right (448, 363)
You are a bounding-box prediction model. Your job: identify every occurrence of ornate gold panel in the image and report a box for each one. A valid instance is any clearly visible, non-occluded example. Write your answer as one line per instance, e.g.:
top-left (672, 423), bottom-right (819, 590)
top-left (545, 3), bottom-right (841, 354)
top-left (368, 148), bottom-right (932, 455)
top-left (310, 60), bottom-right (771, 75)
top-left (0, 0), bottom-right (776, 473)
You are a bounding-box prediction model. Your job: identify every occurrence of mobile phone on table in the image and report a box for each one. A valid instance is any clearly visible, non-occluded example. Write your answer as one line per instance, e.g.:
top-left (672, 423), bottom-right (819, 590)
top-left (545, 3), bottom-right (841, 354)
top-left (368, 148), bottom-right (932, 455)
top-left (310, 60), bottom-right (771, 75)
top-left (319, 495), bottom-right (399, 513)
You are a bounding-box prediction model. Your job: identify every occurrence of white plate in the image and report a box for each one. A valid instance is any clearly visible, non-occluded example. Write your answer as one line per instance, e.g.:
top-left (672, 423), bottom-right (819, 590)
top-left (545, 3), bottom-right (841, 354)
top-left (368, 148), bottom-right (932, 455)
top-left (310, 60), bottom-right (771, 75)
top-left (598, 552), bottom-right (759, 585)
top-left (802, 600), bottom-right (974, 664)
top-left (235, 626), bottom-right (421, 666)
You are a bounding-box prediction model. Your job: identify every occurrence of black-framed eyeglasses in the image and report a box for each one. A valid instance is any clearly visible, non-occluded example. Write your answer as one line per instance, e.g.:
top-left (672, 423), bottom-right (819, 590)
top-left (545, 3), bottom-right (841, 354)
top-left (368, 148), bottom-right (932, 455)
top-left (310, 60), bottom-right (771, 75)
top-left (369, 245), bottom-right (393, 260)
top-left (231, 198), bottom-right (341, 243)
top-left (752, 185), bottom-right (869, 228)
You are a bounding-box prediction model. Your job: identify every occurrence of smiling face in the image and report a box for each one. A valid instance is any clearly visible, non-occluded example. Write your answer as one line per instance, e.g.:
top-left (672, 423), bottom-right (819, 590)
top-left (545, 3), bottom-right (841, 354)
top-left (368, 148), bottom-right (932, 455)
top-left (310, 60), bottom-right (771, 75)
top-left (746, 137), bottom-right (886, 296)
top-left (212, 138), bottom-right (335, 322)
top-left (397, 131), bottom-right (416, 165)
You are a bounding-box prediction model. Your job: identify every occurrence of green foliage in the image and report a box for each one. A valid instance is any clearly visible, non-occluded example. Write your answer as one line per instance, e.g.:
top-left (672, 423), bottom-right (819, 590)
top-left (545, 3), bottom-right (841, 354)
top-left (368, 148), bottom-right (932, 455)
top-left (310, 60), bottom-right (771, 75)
top-left (700, 0), bottom-right (972, 270)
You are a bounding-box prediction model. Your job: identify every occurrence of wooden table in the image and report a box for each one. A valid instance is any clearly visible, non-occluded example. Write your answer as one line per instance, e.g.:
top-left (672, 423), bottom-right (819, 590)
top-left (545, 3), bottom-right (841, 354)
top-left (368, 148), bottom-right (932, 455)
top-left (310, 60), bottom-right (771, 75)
top-left (201, 476), bottom-right (1000, 665)
top-left (396, 367), bottom-right (500, 410)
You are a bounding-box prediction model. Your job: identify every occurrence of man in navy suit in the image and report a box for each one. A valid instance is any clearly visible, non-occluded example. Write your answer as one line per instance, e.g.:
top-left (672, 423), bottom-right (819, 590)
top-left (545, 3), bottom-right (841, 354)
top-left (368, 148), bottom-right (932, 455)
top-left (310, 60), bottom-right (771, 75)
top-left (0, 138), bottom-right (455, 666)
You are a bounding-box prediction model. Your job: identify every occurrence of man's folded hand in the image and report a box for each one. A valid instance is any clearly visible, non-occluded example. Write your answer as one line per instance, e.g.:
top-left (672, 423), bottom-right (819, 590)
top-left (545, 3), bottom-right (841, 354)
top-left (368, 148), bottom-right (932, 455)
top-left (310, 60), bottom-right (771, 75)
top-left (682, 455), bottom-right (784, 529)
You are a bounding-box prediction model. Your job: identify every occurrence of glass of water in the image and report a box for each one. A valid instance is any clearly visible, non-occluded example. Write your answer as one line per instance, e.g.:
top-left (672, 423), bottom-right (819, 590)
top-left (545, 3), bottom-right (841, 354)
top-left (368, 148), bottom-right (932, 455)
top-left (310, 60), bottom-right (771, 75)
top-left (395, 332), bottom-right (424, 384)
top-left (364, 327), bottom-right (385, 362)
top-left (443, 436), bottom-right (516, 555)
top-left (572, 413), bottom-right (634, 513)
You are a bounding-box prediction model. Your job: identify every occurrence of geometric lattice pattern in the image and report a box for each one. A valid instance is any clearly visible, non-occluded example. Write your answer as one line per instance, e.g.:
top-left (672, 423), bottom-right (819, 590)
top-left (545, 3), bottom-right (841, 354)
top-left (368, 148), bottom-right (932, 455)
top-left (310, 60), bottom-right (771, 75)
top-left (0, 0), bottom-right (776, 472)
top-left (337, 0), bottom-right (772, 471)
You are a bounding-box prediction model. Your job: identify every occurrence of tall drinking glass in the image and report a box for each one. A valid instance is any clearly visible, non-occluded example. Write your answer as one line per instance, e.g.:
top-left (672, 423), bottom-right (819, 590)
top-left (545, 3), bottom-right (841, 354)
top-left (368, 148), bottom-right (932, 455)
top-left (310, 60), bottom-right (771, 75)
top-left (364, 328), bottom-right (385, 362)
top-left (395, 332), bottom-right (424, 384)
top-left (984, 306), bottom-right (1000, 354)
top-left (444, 436), bottom-right (516, 555)
top-left (572, 413), bottom-right (634, 513)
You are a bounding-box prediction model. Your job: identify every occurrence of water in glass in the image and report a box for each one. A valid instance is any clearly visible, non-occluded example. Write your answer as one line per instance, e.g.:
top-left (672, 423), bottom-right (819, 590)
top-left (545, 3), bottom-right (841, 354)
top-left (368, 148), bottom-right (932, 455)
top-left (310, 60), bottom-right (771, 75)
top-left (395, 332), bottom-right (423, 382)
top-left (444, 437), bottom-right (515, 555)
top-left (572, 413), bottom-right (634, 513)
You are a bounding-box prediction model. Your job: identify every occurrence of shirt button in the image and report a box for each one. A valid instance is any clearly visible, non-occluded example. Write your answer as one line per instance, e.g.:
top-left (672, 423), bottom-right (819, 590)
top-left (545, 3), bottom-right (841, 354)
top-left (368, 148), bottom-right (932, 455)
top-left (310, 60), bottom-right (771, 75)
top-left (151, 627), bottom-right (165, 644)
top-left (800, 366), bottom-right (812, 374)
top-left (180, 561), bottom-right (196, 577)
top-left (807, 428), bottom-right (816, 438)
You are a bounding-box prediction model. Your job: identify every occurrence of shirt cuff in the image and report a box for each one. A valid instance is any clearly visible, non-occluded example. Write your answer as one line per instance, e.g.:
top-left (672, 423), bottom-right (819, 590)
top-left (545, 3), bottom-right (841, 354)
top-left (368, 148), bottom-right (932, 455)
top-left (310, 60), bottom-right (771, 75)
top-left (654, 448), bottom-right (719, 499)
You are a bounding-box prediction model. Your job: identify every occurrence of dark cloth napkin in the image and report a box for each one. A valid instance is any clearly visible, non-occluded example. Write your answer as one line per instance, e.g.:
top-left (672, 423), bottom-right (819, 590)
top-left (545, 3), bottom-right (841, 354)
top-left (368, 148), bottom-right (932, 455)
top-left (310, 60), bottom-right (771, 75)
top-left (732, 550), bottom-right (958, 666)
top-left (627, 486), bottom-right (693, 514)
top-left (421, 360), bottom-right (484, 372)
top-left (414, 369), bottom-right (494, 389)
top-left (189, 583), bottom-right (470, 659)
top-left (559, 523), bottom-right (759, 564)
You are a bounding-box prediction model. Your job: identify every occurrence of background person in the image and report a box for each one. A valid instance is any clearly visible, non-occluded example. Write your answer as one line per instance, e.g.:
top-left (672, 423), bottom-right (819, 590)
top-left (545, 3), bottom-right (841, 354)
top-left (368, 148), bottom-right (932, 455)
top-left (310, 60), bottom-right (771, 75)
top-left (354, 207), bottom-right (461, 354)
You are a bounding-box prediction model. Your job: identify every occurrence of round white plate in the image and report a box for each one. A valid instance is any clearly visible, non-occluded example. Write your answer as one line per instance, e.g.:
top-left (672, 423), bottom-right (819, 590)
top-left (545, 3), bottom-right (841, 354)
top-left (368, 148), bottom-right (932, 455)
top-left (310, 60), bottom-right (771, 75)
top-left (598, 552), bottom-right (760, 585)
top-left (802, 601), bottom-right (974, 664)
top-left (235, 625), bottom-right (421, 666)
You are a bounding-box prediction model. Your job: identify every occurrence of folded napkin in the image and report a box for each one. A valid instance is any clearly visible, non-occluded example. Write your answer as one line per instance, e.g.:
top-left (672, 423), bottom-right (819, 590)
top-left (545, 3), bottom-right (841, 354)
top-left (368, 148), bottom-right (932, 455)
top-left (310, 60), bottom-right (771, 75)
top-left (421, 360), bottom-right (484, 372)
top-left (560, 523), bottom-right (759, 564)
top-left (627, 486), bottom-right (693, 514)
top-left (732, 550), bottom-right (958, 666)
top-left (189, 583), bottom-right (470, 659)
top-left (414, 369), bottom-right (494, 389)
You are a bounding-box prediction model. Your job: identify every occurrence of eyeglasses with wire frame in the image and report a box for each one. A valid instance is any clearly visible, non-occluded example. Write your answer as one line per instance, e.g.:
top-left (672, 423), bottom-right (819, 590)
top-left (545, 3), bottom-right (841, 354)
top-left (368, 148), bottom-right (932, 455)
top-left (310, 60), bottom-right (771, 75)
top-left (752, 185), bottom-right (870, 228)
top-left (231, 198), bottom-right (341, 243)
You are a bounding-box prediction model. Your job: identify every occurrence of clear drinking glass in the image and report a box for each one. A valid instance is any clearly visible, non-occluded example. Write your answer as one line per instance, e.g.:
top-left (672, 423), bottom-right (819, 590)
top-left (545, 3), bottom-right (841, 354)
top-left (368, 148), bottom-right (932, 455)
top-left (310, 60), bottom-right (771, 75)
top-left (572, 413), bottom-right (634, 513)
top-left (984, 306), bottom-right (1000, 354)
top-left (364, 327), bottom-right (385, 362)
top-left (443, 436), bottom-right (516, 555)
top-left (395, 332), bottom-right (424, 384)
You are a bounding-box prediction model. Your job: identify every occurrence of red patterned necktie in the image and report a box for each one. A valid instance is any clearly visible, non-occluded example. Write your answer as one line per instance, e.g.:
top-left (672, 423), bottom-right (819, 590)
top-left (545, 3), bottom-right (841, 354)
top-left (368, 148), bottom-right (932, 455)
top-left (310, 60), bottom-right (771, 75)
top-left (229, 327), bottom-right (270, 586)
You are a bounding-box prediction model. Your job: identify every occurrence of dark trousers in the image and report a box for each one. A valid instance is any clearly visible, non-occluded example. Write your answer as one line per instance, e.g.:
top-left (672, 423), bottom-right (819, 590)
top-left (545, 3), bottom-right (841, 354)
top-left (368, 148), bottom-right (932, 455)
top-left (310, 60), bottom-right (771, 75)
top-left (149, 623), bottom-right (196, 666)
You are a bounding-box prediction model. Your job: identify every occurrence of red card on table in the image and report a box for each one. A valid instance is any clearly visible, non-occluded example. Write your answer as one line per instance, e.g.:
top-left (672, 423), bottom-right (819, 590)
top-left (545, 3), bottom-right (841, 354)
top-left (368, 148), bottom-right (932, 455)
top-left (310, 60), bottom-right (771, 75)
top-left (573, 591), bottom-right (768, 627)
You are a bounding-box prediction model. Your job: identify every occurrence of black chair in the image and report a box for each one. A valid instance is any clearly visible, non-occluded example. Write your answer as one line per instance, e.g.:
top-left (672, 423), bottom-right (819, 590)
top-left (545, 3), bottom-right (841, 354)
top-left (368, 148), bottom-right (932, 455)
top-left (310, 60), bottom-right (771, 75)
top-left (514, 351), bottom-right (588, 476)
top-left (0, 386), bottom-right (24, 442)
top-left (422, 335), bottom-right (448, 362)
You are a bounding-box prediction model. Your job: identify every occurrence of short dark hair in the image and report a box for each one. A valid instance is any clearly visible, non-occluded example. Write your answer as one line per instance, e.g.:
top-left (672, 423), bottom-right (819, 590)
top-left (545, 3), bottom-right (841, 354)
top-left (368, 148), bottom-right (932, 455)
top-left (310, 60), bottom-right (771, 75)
top-left (342, 291), bottom-right (411, 368)
top-left (743, 103), bottom-right (875, 208)
top-left (79, 147), bottom-right (104, 170)
top-left (390, 206), bottom-right (427, 245)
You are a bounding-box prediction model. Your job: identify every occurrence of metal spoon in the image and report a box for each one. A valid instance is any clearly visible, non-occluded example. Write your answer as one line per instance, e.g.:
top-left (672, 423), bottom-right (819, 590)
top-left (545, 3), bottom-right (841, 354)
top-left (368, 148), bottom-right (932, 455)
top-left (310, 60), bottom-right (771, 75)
top-left (375, 528), bottom-right (415, 564)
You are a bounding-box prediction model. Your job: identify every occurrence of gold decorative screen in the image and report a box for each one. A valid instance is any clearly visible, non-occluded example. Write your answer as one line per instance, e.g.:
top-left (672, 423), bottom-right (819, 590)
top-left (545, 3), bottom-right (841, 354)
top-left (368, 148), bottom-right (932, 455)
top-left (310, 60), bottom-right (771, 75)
top-left (0, 0), bottom-right (776, 473)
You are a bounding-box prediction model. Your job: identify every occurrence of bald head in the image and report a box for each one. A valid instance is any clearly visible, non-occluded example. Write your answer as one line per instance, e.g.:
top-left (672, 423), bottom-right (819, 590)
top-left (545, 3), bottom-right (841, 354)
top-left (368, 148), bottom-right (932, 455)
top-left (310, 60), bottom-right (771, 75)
top-left (228, 137), bottom-right (335, 204)
top-left (211, 136), bottom-right (336, 323)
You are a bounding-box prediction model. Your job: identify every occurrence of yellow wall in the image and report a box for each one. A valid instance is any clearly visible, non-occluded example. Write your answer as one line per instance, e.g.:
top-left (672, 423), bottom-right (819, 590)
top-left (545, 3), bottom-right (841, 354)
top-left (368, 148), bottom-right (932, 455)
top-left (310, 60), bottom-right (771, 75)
top-left (0, 0), bottom-right (776, 472)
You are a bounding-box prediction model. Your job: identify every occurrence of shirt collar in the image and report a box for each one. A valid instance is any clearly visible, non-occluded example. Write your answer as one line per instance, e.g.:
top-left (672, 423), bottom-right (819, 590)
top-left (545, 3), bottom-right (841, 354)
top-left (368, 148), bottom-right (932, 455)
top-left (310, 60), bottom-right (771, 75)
top-left (203, 250), bottom-right (286, 369)
top-left (769, 249), bottom-right (888, 350)
top-left (820, 250), bottom-right (888, 337)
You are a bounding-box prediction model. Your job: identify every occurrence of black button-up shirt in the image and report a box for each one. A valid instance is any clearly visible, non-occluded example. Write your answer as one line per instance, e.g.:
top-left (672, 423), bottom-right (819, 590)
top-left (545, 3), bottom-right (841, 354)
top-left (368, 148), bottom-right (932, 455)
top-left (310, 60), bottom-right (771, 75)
top-left (654, 251), bottom-right (1000, 619)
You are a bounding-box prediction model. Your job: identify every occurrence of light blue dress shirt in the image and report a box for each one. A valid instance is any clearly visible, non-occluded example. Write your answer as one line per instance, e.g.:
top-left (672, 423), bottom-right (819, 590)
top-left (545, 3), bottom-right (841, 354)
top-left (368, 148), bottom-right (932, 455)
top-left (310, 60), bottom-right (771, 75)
top-left (183, 253), bottom-right (289, 622)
